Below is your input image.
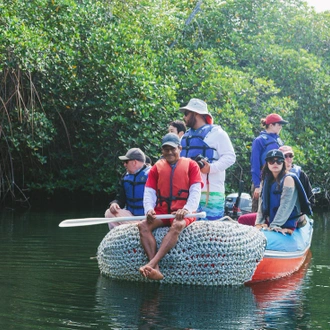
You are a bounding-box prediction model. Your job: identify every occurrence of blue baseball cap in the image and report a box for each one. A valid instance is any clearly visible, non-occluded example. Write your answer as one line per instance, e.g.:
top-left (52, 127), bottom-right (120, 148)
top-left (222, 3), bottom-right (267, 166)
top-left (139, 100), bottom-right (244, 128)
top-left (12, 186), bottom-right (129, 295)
top-left (161, 133), bottom-right (180, 148)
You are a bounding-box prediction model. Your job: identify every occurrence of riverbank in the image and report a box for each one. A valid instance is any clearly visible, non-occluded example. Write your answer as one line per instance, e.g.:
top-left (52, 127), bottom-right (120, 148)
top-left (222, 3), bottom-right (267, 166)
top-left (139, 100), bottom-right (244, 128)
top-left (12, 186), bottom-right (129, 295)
top-left (1, 189), bottom-right (114, 212)
top-left (2, 188), bottom-right (329, 213)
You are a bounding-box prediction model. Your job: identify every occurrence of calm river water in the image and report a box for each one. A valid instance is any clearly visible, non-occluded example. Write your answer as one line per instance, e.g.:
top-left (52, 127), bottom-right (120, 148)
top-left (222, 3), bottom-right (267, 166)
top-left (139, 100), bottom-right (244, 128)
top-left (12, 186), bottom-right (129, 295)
top-left (0, 208), bottom-right (329, 330)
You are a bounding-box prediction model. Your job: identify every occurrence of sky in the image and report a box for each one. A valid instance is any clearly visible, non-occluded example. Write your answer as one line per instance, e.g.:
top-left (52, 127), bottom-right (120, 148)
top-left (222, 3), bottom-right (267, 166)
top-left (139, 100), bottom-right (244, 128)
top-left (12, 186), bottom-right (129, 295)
top-left (305, 0), bottom-right (330, 12)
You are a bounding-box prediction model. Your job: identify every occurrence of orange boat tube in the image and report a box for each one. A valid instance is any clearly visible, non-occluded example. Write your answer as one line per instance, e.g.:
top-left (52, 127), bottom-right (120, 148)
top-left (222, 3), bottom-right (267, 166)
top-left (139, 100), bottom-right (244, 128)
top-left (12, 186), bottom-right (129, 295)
top-left (247, 217), bottom-right (313, 283)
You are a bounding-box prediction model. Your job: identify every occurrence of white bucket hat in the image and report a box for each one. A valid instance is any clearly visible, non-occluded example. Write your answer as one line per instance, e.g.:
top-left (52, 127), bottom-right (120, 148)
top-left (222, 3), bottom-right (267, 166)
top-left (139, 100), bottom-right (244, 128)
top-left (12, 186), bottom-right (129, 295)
top-left (179, 98), bottom-right (213, 124)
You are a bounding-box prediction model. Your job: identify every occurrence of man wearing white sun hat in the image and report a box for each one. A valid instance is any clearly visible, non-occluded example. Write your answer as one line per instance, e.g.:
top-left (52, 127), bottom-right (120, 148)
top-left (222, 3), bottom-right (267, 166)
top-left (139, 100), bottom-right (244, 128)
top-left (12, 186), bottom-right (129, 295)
top-left (179, 98), bottom-right (236, 220)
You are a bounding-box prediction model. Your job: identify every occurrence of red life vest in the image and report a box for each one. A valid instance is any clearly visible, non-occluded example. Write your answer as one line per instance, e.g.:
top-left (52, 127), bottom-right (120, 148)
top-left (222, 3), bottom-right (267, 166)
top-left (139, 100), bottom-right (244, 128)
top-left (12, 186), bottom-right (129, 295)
top-left (154, 158), bottom-right (191, 214)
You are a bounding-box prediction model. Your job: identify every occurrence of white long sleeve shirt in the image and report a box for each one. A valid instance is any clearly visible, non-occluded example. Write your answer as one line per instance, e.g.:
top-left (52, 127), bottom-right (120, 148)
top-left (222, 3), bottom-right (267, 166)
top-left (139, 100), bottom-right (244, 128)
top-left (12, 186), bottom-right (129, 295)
top-left (143, 183), bottom-right (201, 214)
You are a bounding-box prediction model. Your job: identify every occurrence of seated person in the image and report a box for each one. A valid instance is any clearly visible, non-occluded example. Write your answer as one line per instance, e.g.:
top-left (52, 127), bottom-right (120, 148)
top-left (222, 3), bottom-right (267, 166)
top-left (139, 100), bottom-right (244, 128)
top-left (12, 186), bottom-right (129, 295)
top-left (138, 133), bottom-right (203, 280)
top-left (239, 149), bottom-right (311, 235)
top-left (105, 148), bottom-right (150, 230)
top-left (279, 145), bottom-right (315, 206)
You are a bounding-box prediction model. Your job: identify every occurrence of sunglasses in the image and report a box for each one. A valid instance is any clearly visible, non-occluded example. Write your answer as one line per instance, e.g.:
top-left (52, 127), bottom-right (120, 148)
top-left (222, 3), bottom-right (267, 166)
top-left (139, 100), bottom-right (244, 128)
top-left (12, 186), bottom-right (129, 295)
top-left (285, 154), bottom-right (294, 159)
top-left (267, 159), bottom-right (284, 165)
top-left (184, 110), bottom-right (191, 117)
top-left (123, 160), bottom-right (133, 164)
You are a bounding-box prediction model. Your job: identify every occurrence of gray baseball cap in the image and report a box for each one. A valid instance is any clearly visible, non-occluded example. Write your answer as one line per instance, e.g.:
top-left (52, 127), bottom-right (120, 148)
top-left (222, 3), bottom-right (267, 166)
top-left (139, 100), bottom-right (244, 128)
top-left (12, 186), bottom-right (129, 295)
top-left (119, 148), bottom-right (146, 162)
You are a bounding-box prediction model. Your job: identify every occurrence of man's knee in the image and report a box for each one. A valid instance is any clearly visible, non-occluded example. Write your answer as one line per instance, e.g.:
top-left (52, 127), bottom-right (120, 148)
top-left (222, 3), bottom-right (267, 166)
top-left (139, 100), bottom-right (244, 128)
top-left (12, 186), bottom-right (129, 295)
top-left (105, 208), bottom-right (115, 218)
top-left (138, 220), bottom-right (150, 235)
top-left (238, 213), bottom-right (257, 226)
top-left (170, 220), bottom-right (186, 234)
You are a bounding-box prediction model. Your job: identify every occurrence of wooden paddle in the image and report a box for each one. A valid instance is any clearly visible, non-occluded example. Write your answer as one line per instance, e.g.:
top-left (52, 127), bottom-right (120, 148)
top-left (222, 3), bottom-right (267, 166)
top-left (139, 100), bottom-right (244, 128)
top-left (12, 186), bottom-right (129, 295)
top-left (59, 211), bottom-right (207, 228)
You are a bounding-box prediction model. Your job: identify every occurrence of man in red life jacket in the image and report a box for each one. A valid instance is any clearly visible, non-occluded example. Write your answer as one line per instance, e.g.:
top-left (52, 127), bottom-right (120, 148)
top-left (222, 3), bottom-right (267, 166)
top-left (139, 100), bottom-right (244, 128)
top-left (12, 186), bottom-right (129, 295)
top-left (138, 133), bottom-right (203, 281)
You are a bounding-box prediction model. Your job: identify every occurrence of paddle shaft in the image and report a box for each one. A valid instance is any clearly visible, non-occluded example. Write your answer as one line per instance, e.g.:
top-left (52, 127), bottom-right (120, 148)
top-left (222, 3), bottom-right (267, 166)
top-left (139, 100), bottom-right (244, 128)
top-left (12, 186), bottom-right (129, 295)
top-left (59, 211), bottom-right (206, 228)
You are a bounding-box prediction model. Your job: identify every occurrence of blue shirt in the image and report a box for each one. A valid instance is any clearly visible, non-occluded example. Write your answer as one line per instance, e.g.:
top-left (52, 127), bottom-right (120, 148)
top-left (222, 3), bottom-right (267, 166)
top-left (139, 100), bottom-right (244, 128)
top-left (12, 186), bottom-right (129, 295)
top-left (250, 131), bottom-right (283, 187)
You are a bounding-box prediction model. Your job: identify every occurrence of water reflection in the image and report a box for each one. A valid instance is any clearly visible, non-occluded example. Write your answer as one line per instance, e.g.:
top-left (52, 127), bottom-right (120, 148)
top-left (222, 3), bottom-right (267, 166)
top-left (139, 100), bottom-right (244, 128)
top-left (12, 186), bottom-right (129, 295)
top-left (96, 277), bottom-right (259, 329)
top-left (95, 254), bottom-right (312, 329)
top-left (0, 209), bottom-right (329, 329)
top-left (0, 209), bottom-right (106, 329)
top-left (249, 251), bottom-right (312, 309)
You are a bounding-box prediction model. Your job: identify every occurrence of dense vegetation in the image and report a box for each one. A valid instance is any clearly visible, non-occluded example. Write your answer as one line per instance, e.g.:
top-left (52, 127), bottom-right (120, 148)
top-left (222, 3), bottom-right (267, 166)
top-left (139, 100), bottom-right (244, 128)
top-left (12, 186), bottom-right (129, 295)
top-left (0, 0), bottom-right (329, 207)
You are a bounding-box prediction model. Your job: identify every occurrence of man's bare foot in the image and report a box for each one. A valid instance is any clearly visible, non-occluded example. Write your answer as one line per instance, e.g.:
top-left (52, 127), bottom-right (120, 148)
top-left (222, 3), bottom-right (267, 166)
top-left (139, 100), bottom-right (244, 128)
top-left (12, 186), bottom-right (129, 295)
top-left (139, 265), bottom-right (164, 280)
top-left (139, 265), bottom-right (149, 278)
top-left (145, 266), bottom-right (164, 280)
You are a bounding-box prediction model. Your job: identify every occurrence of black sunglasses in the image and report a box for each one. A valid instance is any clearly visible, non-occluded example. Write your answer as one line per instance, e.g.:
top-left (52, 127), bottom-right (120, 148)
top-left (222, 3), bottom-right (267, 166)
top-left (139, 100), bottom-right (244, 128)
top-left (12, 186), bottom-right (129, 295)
top-left (285, 154), bottom-right (294, 159)
top-left (184, 110), bottom-right (191, 117)
top-left (123, 160), bottom-right (134, 164)
top-left (267, 159), bottom-right (284, 165)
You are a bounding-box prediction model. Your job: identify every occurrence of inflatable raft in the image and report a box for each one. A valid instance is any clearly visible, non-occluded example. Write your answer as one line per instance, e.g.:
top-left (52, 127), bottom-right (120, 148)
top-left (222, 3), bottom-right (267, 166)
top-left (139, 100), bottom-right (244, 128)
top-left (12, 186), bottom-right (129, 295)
top-left (97, 217), bottom-right (313, 286)
top-left (248, 216), bottom-right (313, 283)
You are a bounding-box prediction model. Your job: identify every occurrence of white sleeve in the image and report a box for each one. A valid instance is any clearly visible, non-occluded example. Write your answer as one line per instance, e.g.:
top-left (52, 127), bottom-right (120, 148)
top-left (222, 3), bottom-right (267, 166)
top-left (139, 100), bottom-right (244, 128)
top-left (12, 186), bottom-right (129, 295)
top-left (206, 127), bottom-right (236, 173)
top-left (183, 182), bottom-right (202, 212)
top-left (143, 186), bottom-right (157, 214)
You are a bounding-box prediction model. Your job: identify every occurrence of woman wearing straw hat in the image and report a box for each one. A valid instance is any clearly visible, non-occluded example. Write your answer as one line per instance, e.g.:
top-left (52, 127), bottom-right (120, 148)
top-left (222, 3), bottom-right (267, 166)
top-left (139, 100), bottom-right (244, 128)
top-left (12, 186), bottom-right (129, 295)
top-left (179, 98), bottom-right (236, 220)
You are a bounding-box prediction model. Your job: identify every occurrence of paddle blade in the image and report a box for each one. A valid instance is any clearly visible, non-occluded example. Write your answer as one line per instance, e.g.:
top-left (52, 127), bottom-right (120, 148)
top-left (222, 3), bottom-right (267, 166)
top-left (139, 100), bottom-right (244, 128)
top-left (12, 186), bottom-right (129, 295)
top-left (59, 211), bottom-right (207, 228)
top-left (59, 216), bottom-right (144, 228)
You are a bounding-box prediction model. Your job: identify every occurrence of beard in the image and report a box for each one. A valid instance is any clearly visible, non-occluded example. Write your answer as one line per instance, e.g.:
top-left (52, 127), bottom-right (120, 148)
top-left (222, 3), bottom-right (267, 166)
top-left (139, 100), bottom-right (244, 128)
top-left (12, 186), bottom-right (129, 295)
top-left (185, 113), bottom-right (197, 128)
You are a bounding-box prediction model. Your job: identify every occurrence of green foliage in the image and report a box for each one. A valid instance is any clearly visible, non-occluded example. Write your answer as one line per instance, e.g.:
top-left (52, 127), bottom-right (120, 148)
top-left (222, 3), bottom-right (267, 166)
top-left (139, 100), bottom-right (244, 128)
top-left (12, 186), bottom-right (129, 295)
top-left (0, 0), bottom-right (329, 205)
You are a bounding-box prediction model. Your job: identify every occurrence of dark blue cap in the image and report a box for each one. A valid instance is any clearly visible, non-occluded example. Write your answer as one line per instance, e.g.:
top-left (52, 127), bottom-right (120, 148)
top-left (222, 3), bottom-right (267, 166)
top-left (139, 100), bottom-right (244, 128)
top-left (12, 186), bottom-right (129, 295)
top-left (161, 133), bottom-right (180, 148)
top-left (265, 149), bottom-right (284, 161)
